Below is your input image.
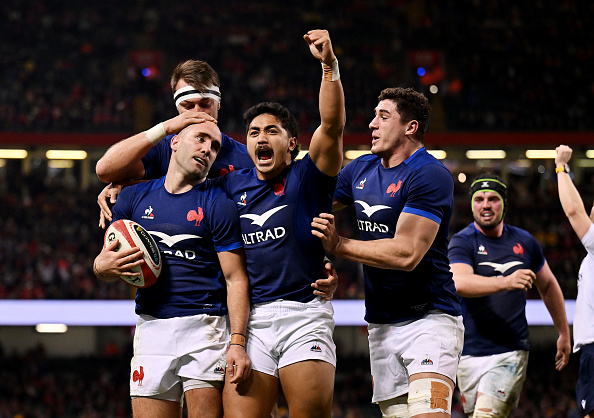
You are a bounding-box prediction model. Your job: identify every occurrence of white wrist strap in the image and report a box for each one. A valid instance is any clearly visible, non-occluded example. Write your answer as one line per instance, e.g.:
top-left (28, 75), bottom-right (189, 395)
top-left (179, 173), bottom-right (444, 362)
top-left (322, 58), bottom-right (340, 82)
top-left (145, 123), bottom-right (166, 145)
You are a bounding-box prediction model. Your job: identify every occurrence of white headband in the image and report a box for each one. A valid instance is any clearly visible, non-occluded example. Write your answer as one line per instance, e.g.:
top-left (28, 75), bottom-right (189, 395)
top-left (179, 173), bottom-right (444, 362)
top-left (173, 85), bottom-right (221, 107)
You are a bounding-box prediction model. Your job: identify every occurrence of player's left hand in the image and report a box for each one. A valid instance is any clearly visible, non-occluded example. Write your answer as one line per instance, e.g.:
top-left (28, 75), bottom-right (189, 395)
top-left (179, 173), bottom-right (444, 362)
top-left (555, 333), bottom-right (571, 371)
top-left (98, 182), bottom-right (123, 229)
top-left (303, 29), bottom-right (336, 66)
top-left (226, 345), bottom-right (252, 384)
top-left (311, 213), bottom-right (341, 254)
top-left (312, 260), bottom-right (338, 301)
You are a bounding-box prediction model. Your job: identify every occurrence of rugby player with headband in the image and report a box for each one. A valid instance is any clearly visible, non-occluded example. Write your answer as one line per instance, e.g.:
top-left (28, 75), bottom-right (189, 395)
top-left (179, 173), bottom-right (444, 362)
top-left (449, 174), bottom-right (570, 418)
top-left (95, 58), bottom-right (337, 303)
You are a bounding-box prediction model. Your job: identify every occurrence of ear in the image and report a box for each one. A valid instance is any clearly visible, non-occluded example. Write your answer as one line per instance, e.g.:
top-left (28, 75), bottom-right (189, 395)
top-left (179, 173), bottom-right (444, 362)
top-left (170, 134), bottom-right (179, 152)
top-left (288, 137), bottom-right (297, 151)
top-left (405, 120), bottom-right (419, 136)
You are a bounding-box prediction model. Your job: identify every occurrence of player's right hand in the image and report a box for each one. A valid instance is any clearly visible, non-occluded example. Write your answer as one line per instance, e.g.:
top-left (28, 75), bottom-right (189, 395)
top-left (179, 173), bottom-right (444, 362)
top-left (98, 183), bottom-right (123, 229)
top-left (555, 144), bottom-right (572, 166)
top-left (162, 111), bottom-right (217, 136)
top-left (94, 239), bottom-right (144, 281)
top-left (505, 269), bottom-right (535, 292)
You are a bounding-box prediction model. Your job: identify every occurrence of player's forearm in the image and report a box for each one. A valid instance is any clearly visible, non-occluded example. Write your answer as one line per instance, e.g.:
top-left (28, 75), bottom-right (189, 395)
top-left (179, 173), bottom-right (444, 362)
top-left (557, 172), bottom-right (586, 220)
top-left (319, 78), bottom-right (346, 138)
top-left (96, 132), bottom-right (152, 182)
top-left (226, 278), bottom-right (250, 336)
top-left (332, 236), bottom-right (421, 271)
top-left (540, 282), bottom-right (571, 338)
top-left (453, 274), bottom-right (505, 297)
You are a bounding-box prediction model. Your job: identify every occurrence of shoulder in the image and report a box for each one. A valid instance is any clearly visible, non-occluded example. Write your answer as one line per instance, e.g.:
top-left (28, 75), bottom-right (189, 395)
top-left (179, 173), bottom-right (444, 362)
top-left (125, 178), bottom-right (164, 196)
top-left (407, 150), bottom-right (452, 181)
top-left (221, 132), bottom-right (248, 153)
top-left (452, 224), bottom-right (477, 240)
top-left (505, 224), bottom-right (537, 242)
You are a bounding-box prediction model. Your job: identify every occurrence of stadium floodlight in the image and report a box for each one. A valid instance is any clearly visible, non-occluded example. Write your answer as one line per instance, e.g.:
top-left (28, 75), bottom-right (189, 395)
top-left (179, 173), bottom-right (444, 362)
top-left (0, 149), bottom-right (28, 159)
top-left (525, 149), bottom-right (556, 159)
top-left (46, 150), bottom-right (88, 160)
top-left (427, 150), bottom-right (446, 159)
top-left (465, 150), bottom-right (506, 159)
top-left (345, 150), bottom-right (371, 160)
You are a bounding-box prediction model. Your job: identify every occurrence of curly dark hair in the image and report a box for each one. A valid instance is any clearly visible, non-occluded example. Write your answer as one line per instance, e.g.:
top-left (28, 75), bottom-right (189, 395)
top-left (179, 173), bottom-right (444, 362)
top-left (243, 102), bottom-right (300, 160)
top-left (378, 87), bottom-right (431, 142)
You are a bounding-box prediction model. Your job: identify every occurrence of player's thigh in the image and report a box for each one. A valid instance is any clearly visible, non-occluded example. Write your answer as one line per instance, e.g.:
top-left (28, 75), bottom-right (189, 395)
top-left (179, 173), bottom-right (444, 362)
top-left (222, 370), bottom-right (279, 418)
top-left (132, 397), bottom-right (181, 418)
top-left (279, 360), bottom-right (335, 418)
top-left (184, 387), bottom-right (223, 418)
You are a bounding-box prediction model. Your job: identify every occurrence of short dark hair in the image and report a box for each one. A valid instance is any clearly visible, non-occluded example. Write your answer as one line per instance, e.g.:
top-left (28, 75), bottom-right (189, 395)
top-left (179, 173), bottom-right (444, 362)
top-left (243, 102), bottom-right (300, 160)
top-left (378, 87), bottom-right (431, 142)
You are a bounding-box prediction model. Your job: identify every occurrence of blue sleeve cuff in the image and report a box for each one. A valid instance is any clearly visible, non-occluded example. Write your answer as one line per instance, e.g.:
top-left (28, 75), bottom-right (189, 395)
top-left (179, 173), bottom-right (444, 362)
top-left (402, 206), bottom-right (442, 224)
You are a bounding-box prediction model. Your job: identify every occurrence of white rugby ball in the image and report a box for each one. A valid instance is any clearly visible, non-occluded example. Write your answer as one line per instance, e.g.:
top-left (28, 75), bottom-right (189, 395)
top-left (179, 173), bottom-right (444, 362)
top-left (104, 219), bottom-right (162, 288)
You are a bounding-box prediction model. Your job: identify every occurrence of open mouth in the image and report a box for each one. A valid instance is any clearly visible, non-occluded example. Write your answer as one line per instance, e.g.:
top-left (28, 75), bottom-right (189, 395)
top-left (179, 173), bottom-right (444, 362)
top-left (257, 149), bottom-right (273, 163)
top-left (194, 157), bottom-right (206, 166)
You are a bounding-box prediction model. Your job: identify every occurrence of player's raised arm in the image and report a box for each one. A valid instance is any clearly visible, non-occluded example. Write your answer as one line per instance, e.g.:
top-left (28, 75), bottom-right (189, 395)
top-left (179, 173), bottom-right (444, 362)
top-left (303, 29), bottom-right (345, 177)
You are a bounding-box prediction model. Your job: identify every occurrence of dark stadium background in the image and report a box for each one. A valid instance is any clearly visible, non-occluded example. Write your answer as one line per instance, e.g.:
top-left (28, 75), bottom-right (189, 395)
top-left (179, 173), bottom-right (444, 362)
top-left (0, 0), bottom-right (592, 416)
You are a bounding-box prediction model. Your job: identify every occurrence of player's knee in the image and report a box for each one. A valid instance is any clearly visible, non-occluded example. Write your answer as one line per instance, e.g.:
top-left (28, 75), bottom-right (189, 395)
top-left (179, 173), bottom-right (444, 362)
top-left (379, 395), bottom-right (409, 418)
top-left (472, 394), bottom-right (512, 418)
top-left (407, 377), bottom-right (453, 417)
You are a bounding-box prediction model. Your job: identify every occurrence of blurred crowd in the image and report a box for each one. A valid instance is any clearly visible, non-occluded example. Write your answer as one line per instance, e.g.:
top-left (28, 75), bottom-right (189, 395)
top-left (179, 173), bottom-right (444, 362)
top-left (0, 343), bottom-right (582, 417)
top-left (1, 0), bottom-right (593, 135)
top-left (0, 165), bottom-right (591, 301)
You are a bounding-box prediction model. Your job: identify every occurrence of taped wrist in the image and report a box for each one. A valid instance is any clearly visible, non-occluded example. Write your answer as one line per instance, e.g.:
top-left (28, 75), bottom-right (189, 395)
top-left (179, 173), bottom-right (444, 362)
top-left (145, 122), bottom-right (166, 145)
top-left (230, 333), bottom-right (246, 348)
top-left (322, 58), bottom-right (340, 82)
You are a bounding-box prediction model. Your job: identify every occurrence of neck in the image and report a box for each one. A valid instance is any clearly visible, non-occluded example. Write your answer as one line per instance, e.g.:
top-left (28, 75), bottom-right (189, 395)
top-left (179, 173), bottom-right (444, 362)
top-left (474, 221), bottom-right (504, 238)
top-left (381, 142), bottom-right (423, 168)
top-left (164, 170), bottom-right (206, 194)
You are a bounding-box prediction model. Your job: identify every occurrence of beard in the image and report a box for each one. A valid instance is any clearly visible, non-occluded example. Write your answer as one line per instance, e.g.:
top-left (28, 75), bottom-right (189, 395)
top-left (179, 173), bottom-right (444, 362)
top-left (473, 214), bottom-right (503, 230)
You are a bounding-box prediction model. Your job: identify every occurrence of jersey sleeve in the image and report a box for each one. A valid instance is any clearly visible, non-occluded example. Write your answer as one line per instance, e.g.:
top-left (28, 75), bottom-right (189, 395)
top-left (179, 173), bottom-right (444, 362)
top-left (141, 136), bottom-right (173, 179)
top-left (110, 186), bottom-right (136, 223)
top-left (448, 231), bottom-right (474, 266)
top-left (526, 232), bottom-right (546, 272)
top-left (333, 162), bottom-right (354, 205)
top-left (207, 192), bottom-right (244, 253)
top-left (402, 163), bottom-right (453, 225)
top-left (581, 224), bottom-right (594, 257)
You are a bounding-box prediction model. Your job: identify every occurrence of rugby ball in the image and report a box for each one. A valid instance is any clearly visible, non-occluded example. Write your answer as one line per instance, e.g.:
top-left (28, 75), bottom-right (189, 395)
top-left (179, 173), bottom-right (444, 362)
top-left (104, 219), bottom-right (162, 288)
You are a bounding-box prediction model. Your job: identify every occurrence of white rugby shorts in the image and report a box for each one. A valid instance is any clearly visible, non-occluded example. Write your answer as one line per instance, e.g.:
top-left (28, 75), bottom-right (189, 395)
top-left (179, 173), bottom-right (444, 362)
top-left (457, 350), bottom-right (528, 414)
top-left (246, 297), bottom-right (336, 377)
top-left (368, 311), bottom-right (464, 403)
top-left (130, 313), bottom-right (228, 401)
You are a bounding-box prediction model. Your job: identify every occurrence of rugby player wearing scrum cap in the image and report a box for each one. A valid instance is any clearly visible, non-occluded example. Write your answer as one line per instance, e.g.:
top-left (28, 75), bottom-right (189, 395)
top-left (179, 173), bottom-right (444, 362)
top-left (448, 174), bottom-right (570, 417)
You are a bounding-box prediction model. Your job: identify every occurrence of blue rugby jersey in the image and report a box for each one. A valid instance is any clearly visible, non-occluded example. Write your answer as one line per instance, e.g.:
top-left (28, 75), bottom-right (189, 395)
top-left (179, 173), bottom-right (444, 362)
top-left (333, 148), bottom-right (461, 324)
top-left (212, 155), bottom-right (336, 304)
top-left (449, 223), bottom-right (545, 355)
top-left (142, 132), bottom-right (254, 179)
top-left (111, 177), bottom-right (244, 319)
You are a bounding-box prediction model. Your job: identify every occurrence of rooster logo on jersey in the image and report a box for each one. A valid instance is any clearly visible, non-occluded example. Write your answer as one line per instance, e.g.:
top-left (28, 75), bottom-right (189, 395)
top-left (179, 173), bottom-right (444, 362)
top-left (187, 208), bottom-right (204, 226)
top-left (386, 180), bottom-right (402, 197)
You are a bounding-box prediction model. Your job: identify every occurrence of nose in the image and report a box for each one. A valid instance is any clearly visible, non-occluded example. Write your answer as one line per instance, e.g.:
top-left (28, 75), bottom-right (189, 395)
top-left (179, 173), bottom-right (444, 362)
top-left (369, 116), bottom-right (379, 130)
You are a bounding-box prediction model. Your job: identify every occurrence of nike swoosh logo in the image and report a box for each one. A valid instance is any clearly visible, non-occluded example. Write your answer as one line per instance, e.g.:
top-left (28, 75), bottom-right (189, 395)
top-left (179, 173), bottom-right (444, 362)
top-left (149, 231), bottom-right (202, 247)
top-left (355, 200), bottom-right (391, 217)
top-left (240, 205), bottom-right (288, 227)
top-left (478, 261), bottom-right (523, 274)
